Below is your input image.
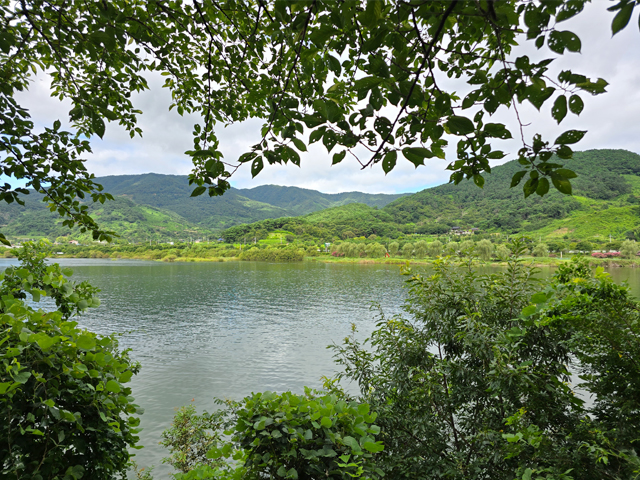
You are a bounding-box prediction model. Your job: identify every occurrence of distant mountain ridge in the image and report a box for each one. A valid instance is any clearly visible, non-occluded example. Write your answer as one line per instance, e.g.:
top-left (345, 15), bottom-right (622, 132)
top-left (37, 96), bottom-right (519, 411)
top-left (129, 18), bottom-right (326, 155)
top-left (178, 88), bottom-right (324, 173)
top-left (93, 174), bottom-right (410, 229)
top-left (0, 174), bottom-right (411, 241)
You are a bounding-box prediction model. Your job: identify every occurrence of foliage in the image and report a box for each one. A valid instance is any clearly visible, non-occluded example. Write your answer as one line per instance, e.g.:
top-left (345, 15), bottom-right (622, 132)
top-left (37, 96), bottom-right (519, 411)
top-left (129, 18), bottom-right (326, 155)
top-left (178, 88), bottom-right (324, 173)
top-left (330, 252), bottom-right (640, 479)
top-left (239, 246), bottom-right (305, 262)
top-left (620, 239), bottom-right (638, 258)
top-left (426, 240), bottom-right (443, 258)
top-left (161, 405), bottom-right (226, 473)
top-left (531, 243), bottom-right (549, 257)
top-left (0, 242), bottom-right (142, 479)
top-left (3, 1), bottom-right (638, 244)
top-left (575, 240), bottom-right (593, 252)
top-left (207, 389), bottom-right (385, 480)
top-left (475, 239), bottom-right (494, 261)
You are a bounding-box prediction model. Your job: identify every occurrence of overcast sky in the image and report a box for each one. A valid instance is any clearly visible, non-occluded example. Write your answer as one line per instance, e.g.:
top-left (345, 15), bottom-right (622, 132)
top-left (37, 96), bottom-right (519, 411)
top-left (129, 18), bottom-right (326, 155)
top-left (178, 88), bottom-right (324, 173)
top-left (16, 2), bottom-right (640, 194)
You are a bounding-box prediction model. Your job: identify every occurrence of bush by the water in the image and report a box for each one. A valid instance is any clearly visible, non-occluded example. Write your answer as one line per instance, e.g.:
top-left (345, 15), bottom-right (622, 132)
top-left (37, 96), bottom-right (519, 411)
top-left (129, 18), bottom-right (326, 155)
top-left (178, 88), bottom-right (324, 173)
top-left (239, 246), bottom-right (304, 261)
top-left (0, 242), bottom-right (142, 479)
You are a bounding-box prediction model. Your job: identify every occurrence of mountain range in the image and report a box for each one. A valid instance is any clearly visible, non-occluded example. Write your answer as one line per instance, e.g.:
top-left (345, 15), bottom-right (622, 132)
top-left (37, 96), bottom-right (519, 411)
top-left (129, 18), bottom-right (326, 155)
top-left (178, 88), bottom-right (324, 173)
top-left (1, 149), bottom-right (639, 243)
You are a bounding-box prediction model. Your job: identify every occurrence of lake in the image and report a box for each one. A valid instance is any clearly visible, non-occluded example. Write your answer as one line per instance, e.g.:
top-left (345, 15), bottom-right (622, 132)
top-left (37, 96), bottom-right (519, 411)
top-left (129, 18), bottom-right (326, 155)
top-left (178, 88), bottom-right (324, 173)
top-left (2, 258), bottom-right (639, 476)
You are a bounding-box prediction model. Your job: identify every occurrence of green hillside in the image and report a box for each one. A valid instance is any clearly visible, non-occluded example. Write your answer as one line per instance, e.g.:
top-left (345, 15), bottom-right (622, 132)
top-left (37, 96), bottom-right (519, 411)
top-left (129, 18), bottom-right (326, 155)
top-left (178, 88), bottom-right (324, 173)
top-left (0, 194), bottom-right (213, 243)
top-left (93, 174), bottom-right (408, 229)
top-left (383, 149), bottom-right (640, 238)
top-left (93, 174), bottom-right (290, 229)
top-left (221, 149), bottom-right (640, 243)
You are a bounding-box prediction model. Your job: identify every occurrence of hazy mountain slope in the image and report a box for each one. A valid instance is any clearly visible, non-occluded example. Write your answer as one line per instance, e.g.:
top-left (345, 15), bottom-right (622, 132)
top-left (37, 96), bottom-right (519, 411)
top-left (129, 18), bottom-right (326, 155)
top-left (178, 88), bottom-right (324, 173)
top-left (239, 184), bottom-right (410, 215)
top-left (0, 194), bottom-right (212, 242)
top-left (94, 174), bottom-right (291, 229)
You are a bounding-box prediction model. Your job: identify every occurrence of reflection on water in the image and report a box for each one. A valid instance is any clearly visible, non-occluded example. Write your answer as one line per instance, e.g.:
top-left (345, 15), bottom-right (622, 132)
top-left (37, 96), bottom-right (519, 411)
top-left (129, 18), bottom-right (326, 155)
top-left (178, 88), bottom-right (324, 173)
top-left (1, 258), bottom-right (638, 475)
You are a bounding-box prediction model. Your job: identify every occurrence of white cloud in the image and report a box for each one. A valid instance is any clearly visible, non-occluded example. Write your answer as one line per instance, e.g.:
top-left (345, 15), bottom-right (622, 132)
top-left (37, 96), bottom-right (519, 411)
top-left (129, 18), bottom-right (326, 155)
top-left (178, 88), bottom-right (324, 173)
top-left (13, 3), bottom-right (640, 194)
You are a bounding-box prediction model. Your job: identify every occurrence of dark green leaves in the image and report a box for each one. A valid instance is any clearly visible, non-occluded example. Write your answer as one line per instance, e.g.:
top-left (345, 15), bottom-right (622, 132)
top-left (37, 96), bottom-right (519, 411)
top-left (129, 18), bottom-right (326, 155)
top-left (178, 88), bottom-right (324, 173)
top-left (548, 30), bottom-right (582, 54)
top-left (382, 150), bottom-right (397, 173)
top-left (446, 116), bottom-right (475, 135)
top-left (554, 130), bottom-right (587, 145)
top-left (402, 147), bottom-right (432, 167)
top-left (552, 95), bottom-right (567, 123)
top-left (568, 95), bottom-right (584, 115)
top-left (612, 2), bottom-right (635, 35)
top-left (251, 158), bottom-right (264, 178)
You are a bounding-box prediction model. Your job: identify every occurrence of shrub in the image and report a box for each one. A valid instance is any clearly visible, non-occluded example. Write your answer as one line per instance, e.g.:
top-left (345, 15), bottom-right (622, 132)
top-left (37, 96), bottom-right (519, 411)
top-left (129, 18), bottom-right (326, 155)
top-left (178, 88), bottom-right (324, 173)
top-left (475, 239), bottom-right (494, 261)
top-left (620, 239), bottom-right (638, 258)
top-left (531, 243), bottom-right (549, 257)
top-left (161, 405), bottom-right (225, 473)
top-left (426, 240), bottom-right (442, 258)
top-left (331, 253), bottom-right (640, 479)
top-left (207, 390), bottom-right (384, 480)
top-left (0, 242), bottom-right (142, 479)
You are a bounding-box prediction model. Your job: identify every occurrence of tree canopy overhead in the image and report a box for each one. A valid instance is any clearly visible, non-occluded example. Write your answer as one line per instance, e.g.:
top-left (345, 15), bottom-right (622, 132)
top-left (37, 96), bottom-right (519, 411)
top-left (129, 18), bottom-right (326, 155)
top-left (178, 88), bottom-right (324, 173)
top-left (1, 0), bottom-right (638, 242)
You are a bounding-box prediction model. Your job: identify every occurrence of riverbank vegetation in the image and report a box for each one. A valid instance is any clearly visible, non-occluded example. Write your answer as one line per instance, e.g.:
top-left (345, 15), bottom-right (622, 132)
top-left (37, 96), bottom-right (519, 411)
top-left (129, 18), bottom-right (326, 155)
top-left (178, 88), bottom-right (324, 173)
top-left (4, 243), bottom-right (639, 479)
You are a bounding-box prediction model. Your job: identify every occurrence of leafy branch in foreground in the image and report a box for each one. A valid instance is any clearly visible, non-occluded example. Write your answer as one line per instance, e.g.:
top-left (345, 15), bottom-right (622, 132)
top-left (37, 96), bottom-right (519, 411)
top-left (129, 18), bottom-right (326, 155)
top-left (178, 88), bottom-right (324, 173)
top-left (0, 241), bottom-right (142, 479)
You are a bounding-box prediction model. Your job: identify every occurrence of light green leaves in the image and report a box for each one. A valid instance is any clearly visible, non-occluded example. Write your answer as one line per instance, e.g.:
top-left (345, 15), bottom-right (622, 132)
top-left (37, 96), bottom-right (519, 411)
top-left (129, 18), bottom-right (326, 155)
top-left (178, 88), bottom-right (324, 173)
top-left (77, 334), bottom-right (96, 351)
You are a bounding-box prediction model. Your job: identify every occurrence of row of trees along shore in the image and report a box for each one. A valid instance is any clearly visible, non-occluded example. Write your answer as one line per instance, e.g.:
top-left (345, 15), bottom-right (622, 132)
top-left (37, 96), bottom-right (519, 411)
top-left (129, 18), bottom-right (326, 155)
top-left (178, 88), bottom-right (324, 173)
top-left (9, 236), bottom-right (640, 262)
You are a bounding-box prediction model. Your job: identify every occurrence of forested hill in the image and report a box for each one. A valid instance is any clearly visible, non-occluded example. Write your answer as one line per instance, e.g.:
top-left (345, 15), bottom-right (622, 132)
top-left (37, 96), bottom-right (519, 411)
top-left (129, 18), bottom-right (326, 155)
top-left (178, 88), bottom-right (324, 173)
top-left (221, 149), bottom-right (640, 242)
top-left (94, 174), bottom-right (408, 229)
top-left (239, 185), bottom-right (409, 216)
top-left (383, 149), bottom-right (640, 233)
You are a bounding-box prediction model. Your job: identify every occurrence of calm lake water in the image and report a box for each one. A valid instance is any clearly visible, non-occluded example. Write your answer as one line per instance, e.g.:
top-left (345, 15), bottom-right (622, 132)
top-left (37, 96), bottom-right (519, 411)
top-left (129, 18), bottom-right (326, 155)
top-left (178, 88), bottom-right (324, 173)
top-left (2, 258), bottom-right (639, 476)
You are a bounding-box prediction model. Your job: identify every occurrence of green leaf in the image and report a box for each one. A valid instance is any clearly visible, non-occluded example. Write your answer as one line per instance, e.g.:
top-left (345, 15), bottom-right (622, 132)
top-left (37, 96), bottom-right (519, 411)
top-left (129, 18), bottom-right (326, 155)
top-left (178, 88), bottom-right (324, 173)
top-left (13, 371), bottom-right (31, 384)
top-left (382, 150), bottom-right (397, 174)
top-left (555, 168), bottom-right (577, 179)
top-left (551, 95), bottom-right (567, 124)
top-left (531, 292), bottom-right (547, 304)
top-left (333, 151), bottom-right (346, 165)
top-left (363, 441), bottom-right (384, 453)
top-left (343, 436), bottom-right (361, 452)
top-left (36, 334), bottom-right (57, 351)
top-left (0, 382), bottom-right (13, 394)
top-left (251, 157), bottom-right (264, 178)
top-left (522, 305), bottom-right (537, 317)
top-left (92, 116), bottom-right (106, 139)
top-left (320, 416), bottom-right (332, 428)
top-left (105, 380), bottom-right (121, 393)
top-left (446, 116), bottom-right (475, 135)
top-left (473, 175), bottom-right (485, 188)
top-left (554, 130), bottom-right (587, 145)
top-left (191, 186), bottom-right (206, 197)
top-left (510, 171), bottom-right (527, 188)
top-left (536, 177), bottom-right (550, 196)
top-left (612, 2), bottom-right (634, 35)
top-left (568, 95), bottom-right (584, 115)
top-left (402, 147), bottom-right (432, 167)
top-left (77, 335), bottom-right (96, 351)
top-left (292, 137), bottom-right (307, 152)
top-left (551, 174), bottom-right (573, 194)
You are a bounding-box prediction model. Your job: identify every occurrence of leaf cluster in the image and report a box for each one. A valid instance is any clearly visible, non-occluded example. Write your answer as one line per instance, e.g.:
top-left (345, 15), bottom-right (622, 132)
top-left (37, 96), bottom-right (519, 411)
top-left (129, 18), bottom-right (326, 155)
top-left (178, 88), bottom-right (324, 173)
top-left (0, 242), bottom-right (142, 479)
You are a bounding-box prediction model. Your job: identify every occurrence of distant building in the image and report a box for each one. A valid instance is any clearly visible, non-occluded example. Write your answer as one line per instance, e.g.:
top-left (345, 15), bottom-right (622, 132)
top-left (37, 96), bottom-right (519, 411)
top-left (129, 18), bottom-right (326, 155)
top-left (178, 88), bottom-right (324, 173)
top-left (68, 240), bottom-right (79, 245)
